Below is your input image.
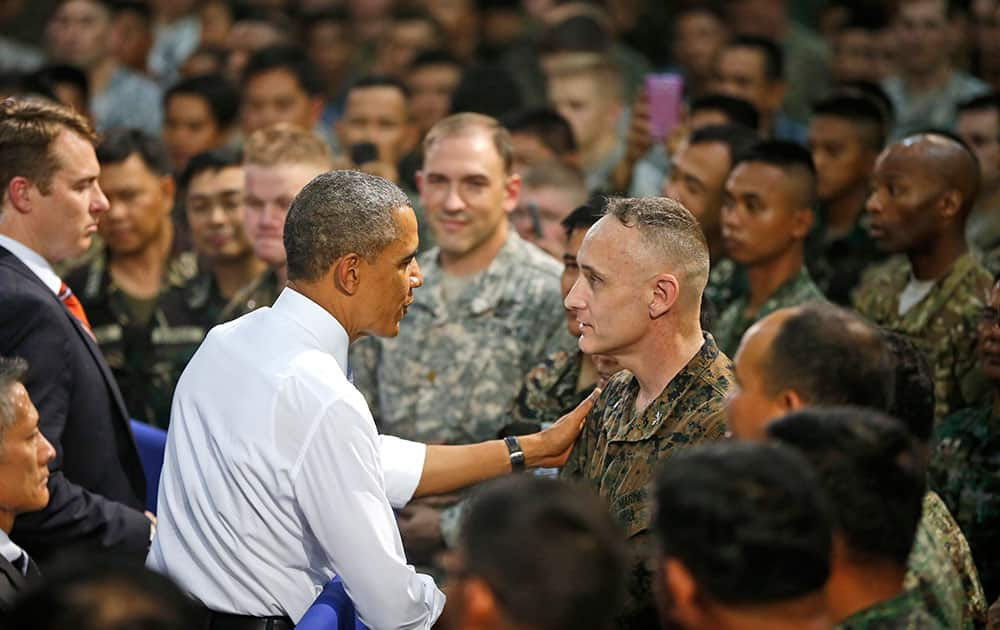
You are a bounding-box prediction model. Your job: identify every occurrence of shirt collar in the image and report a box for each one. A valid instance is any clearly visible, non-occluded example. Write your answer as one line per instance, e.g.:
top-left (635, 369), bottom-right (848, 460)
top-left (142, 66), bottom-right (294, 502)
top-left (0, 234), bottom-right (61, 295)
top-left (0, 529), bottom-right (24, 566)
top-left (272, 287), bottom-right (350, 375)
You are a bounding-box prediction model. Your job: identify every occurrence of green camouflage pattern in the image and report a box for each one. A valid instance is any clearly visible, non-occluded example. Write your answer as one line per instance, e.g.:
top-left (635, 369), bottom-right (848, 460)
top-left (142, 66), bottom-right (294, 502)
top-left (562, 333), bottom-right (732, 627)
top-left (930, 401), bottom-right (1000, 601)
top-left (853, 252), bottom-right (993, 421)
top-left (507, 349), bottom-right (589, 430)
top-left (837, 583), bottom-right (947, 629)
top-left (351, 231), bottom-right (573, 444)
top-left (905, 491), bottom-right (988, 629)
top-left (807, 204), bottom-right (887, 306)
top-left (714, 267), bottom-right (826, 356)
top-left (64, 245), bottom-right (199, 428)
top-left (219, 266), bottom-right (283, 322)
top-left (703, 257), bottom-right (747, 318)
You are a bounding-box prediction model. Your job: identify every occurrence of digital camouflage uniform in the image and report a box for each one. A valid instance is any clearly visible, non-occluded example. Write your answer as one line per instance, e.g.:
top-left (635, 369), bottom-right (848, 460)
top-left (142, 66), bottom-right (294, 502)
top-left (837, 583), bottom-right (947, 629)
top-left (562, 333), bottom-right (733, 629)
top-left (703, 257), bottom-right (746, 318)
top-left (854, 252), bottom-right (993, 421)
top-left (64, 245), bottom-right (198, 428)
top-left (713, 267), bottom-right (826, 356)
top-left (507, 349), bottom-right (588, 431)
top-left (222, 266), bottom-right (283, 321)
top-left (807, 205), bottom-right (887, 306)
top-left (930, 400), bottom-right (1000, 601)
top-left (906, 491), bottom-right (988, 628)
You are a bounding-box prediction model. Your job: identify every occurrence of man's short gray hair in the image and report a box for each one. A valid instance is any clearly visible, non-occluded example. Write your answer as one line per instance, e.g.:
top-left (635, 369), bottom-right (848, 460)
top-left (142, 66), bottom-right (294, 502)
top-left (284, 170), bottom-right (411, 281)
top-left (0, 357), bottom-right (28, 442)
top-left (605, 196), bottom-right (710, 294)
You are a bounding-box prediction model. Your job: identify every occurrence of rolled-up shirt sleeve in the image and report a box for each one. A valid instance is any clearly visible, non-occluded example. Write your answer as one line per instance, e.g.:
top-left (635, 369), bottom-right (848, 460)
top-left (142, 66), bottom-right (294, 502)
top-left (292, 395), bottom-right (444, 629)
top-left (378, 435), bottom-right (426, 509)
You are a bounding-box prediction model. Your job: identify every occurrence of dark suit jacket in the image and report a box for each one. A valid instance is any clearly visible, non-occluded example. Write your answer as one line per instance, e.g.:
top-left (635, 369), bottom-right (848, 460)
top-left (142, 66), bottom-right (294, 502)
top-left (0, 551), bottom-right (40, 611)
top-left (0, 246), bottom-right (149, 564)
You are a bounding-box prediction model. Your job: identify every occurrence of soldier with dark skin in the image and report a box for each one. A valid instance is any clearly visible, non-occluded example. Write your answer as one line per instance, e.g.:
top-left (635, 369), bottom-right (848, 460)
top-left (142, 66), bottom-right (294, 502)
top-left (561, 196), bottom-right (733, 628)
top-left (854, 132), bottom-right (993, 421)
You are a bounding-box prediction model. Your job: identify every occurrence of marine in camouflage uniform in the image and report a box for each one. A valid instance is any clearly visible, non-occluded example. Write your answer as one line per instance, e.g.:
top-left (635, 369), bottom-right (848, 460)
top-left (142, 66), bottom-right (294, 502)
top-left (713, 267), bottom-right (826, 356)
top-left (837, 582), bottom-right (947, 630)
top-left (351, 230), bottom-right (573, 444)
top-left (854, 252), bottom-right (993, 421)
top-left (561, 333), bottom-right (733, 628)
top-left (507, 349), bottom-right (588, 431)
top-left (930, 400), bottom-right (1000, 601)
top-left (807, 204), bottom-right (887, 306)
top-left (905, 490), bottom-right (988, 628)
top-left (64, 245), bottom-right (198, 428)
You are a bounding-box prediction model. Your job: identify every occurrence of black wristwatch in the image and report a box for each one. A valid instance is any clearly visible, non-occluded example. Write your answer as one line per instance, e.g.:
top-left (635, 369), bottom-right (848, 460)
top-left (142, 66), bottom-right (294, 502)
top-left (504, 435), bottom-right (526, 473)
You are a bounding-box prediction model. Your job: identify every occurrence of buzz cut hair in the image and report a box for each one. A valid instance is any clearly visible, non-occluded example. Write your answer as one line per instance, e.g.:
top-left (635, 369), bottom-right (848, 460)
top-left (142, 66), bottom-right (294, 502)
top-left (604, 196), bottom-right (710, 295)
top-left (243, 123), bottom-right (332, 169)
top-left (733, 140), bottom-right (818, 210)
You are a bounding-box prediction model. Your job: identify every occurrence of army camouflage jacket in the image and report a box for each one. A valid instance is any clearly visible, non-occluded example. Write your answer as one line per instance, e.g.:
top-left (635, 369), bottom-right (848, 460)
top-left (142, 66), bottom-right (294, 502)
top-left (807, 204), bottom-right (887, 306)
top-left (930, 401), bottom-right (1000, 601)
top-left (714, 267), bottom-right (826, 356)
top-left (905, 491), bottom-right (988, 629)
top-left (704, 257), bottom-right (747, 317)
top-left (507, 348), bottom-right (589, 430)
top-left (351, 231), bottom-right (572, 444)
top-left (64, 245), bottom-right (198, 428)
top-left (837, 584), bottom-right (947, 629)
top-left (562, 333), bottom-right (733, 628)
top-left (854, 252), bottom-right (992, 421)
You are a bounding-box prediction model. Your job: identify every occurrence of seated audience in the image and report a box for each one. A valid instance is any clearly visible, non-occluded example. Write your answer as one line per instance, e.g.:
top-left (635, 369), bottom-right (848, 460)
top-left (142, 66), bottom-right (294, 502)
top-left (239, 45), bottom-right (325, 139)
top-left (653, 441), bottom-right (833, 630)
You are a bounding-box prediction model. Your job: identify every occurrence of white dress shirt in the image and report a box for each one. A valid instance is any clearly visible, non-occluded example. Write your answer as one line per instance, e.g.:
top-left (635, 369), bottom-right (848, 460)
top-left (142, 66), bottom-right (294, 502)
top-left (0, 530), bottom-right (28, 575)
top-left (147, 288), bottom-right (444, 627)
top-left (0, 235), bottom-right (61, 294)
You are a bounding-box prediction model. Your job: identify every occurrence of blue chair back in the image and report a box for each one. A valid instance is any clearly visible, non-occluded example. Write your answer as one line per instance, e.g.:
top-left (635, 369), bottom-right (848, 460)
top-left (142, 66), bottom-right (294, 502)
top-left (129, 419), bottom-right (167, 514)
top-left (296, 577), bottom-right (368, 630)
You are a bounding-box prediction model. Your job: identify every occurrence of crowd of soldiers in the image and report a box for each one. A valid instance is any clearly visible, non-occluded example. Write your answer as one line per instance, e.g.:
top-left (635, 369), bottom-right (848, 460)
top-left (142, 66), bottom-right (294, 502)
top-left (1, 0), bottom-right (999, 628)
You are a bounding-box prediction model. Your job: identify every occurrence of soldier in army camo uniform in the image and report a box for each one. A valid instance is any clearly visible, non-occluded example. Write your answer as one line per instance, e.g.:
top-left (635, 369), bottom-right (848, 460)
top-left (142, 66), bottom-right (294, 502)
top-left (930, 277), bottom-right (1000, 601)
top-left (854, 133), bottom-right (993, 422)
top-left (350, 114), bottom-right (573, 566)
top-left (714, 140), bottom-right (824, 355)
top-left (65, 129), bottom-right (198, 428)
top-left (556, 196), bottom-right (730, 628)
top-left (837, 582), bottom-right (946, 630)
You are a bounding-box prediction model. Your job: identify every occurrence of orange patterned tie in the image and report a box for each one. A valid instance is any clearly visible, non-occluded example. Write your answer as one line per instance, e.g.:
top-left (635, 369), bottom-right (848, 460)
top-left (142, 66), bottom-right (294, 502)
top-left (58, 281), bottom-right (95, 339)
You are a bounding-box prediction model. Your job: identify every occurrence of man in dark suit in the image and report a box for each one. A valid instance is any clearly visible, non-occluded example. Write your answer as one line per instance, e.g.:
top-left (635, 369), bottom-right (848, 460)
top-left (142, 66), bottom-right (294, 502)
top-left (0, 356), bottom-right (55, 609)
top-left (0, 97), bottom-right (153, 565)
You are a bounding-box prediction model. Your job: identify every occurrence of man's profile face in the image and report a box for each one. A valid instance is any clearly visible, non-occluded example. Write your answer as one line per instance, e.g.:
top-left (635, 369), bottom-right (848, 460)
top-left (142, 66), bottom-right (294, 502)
top-left (864, 144), bottom-right (943, 253)
top-left (360, 206), bottom-right (424, 338)
top-left (186, 166), bottom-right (252, 262)
top-left (957, 108), bottom-right (1000, 190)
top-left (713, 47), bottom-right (778, 118)
top-left (721, 161), bottom-right (807, 266)
top-left (726, 318), bottom-right (788, 441)
top-left (244, 161), bottom-right (326, 267)
top-left (511, 185), bottom-right (580, 259)
top-left (417, 129), bottom-right (518, 260)
top-left (241, 68), bottom-right (320, 134)
top-left (663, 140), bottom-right (731, 233)
top-left (564, 216), bottom-right (655, 357)
top-left (0, 383), bottom-right (56, 517)
top-left (561, 226), bottom-right (589, 337)
top-left (28, 130), bottom-right (110, 265)
top-left (164, 93), bottom-right (226, 172)
top-left (808, 115), bottom-right (874, 202)
top-left (98, 154), bottom-right (174, 258)
top-left (337, 86), bottom-right (413, 166)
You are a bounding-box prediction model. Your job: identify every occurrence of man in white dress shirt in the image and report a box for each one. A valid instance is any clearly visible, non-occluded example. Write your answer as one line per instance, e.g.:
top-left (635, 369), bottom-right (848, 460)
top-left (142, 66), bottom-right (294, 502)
top-left (148, 169), bottom-right (597, 629)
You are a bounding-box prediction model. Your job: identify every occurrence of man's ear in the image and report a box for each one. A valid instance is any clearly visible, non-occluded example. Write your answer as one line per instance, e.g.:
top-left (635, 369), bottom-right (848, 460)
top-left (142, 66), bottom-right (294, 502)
top-left (650, 273), bottom-right (680, 318)
top-left (937, 189), bottom-right (962, 221)
top-left (159, 175), bottom-right (176, 217)
top-left (502, 172), bottom-right (522, 214)
top-left (459, 577), bottom-right (502, 630)
top-left (664, 558), bottom-right (705, 629)
top-left (778, 387), bottom-right (805, 412)
top-left (333, 253), bottom-right (363, 295)
top-left (766, 80), bottom-right (787, 116)
top-left (6, 177), bottom-right (35, 214)
top-left (791, 206), bottom-right (815, 240)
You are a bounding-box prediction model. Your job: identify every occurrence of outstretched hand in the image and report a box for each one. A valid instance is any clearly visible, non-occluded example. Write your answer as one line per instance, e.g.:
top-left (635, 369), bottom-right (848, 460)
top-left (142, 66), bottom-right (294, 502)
top-left (527, 387), bottom-right (602, 468)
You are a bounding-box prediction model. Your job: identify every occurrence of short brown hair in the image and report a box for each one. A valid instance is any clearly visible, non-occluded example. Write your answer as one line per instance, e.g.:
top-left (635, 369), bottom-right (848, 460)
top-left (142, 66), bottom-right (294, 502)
top-left (423, 113), bottom-right (514, 174)
top-left (0, 97), bottom-right (97, 198)
top-left (243, 123), bottom-right (332, 169)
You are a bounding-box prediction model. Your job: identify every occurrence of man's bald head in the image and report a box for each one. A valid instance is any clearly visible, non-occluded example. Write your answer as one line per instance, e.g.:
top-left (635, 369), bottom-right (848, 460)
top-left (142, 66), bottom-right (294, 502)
top-left (890, 133), bottom-right (981, 216)
top-left (603, 196), bottom-right (710, 305)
